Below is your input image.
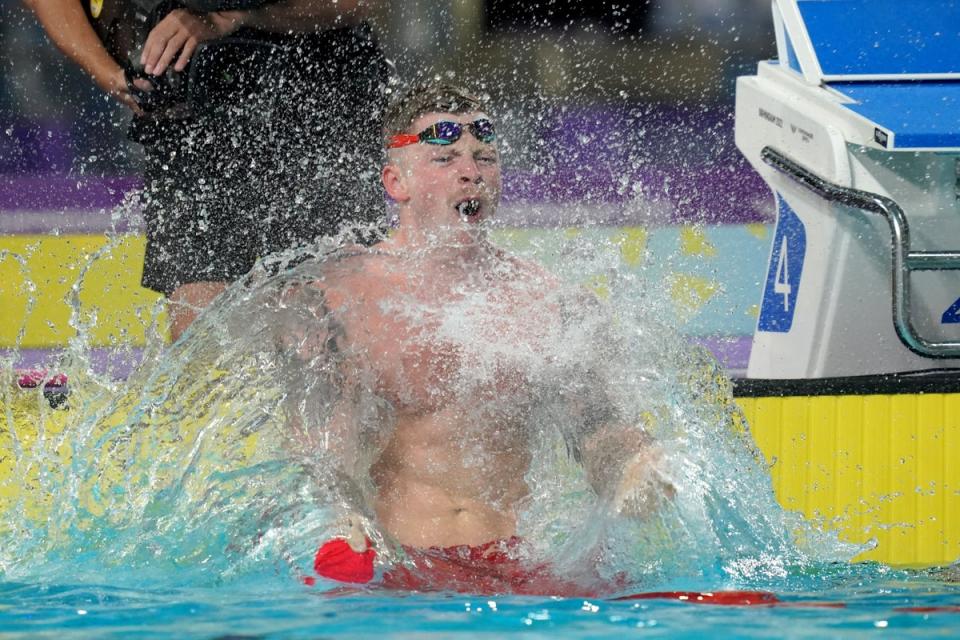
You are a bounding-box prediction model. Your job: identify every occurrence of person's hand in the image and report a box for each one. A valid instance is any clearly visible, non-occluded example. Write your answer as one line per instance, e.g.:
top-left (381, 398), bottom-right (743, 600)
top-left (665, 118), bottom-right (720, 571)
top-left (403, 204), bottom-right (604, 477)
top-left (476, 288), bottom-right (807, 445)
top-left (612, 447), bottom-right (675, 518)
top-left (99, 65), bottom-right (153, 115)
top-left (140, 9), bottom-right (238, 77)
top-left (312, 513), bottom-right (376, 584)
top-left (343, 514), bottom-right (369, 552)
top-left (209, 10), bottom-right (248, 35)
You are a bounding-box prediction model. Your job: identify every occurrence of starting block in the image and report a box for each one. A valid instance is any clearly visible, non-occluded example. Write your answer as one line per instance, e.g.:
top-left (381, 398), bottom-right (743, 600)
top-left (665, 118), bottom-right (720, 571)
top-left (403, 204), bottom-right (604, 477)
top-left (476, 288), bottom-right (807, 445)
top-left (733, 0), bottom-right (960, 566)
top-left (736, 0), bottom-right (960, 378)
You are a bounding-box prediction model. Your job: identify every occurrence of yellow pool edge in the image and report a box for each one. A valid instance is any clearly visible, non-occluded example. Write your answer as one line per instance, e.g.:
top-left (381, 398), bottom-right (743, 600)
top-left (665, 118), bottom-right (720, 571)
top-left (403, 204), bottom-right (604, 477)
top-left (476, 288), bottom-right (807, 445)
top-left (735, 378), bottom-right (960, 568)
top-left (2, 378), bottom-right (957, 567)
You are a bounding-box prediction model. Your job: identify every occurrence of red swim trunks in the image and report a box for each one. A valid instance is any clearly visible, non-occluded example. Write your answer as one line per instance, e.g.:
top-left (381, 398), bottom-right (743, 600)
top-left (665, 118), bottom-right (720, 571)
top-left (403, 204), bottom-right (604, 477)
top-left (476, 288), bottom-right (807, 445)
top-left (311, 536), bottom-right (602, 596)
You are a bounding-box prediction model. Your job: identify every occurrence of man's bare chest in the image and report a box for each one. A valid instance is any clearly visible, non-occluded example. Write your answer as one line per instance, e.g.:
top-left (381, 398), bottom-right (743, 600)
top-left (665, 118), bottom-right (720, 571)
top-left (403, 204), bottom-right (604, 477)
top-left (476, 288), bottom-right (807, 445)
top-left (343, 283), bottom-right (557, 412)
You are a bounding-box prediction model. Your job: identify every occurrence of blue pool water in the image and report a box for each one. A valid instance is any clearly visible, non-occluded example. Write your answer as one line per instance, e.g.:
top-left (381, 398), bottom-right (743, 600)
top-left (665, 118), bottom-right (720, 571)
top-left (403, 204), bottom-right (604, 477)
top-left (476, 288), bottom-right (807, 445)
top-left (4, 568), bottom-right (960, 638)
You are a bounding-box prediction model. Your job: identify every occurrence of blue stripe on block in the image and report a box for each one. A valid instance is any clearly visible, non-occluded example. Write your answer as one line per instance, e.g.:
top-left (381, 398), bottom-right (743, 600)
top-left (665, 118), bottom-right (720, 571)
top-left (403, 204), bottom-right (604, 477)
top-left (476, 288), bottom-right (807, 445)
top-left (798, 0), bottom-right (960, 76)
top-left (784, 27), bottom-right (801, 75)
top-left (831, 81), bottom-right (960, 149)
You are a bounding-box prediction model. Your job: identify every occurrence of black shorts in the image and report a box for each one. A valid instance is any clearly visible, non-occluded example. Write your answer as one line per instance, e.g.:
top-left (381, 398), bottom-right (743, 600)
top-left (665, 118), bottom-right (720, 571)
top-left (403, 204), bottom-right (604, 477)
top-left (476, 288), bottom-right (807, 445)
top-left (137, 26), bottom-right (389, 296)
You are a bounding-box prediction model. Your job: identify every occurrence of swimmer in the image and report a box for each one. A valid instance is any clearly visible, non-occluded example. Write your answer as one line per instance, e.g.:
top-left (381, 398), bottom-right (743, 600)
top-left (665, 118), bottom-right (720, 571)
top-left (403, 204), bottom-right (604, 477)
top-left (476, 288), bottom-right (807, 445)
top-left (286, 82), bottom-right (673, 594)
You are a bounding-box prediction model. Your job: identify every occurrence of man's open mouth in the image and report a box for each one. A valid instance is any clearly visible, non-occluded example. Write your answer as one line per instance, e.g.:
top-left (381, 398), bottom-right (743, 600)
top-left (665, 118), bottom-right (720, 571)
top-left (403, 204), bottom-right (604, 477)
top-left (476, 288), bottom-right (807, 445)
top-left (456, 199), bottom-right (482, 217)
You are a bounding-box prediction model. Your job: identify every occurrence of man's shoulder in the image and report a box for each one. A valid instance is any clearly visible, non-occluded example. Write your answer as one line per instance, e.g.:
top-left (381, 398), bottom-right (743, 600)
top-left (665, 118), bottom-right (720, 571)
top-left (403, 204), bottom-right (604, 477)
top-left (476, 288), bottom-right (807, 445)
top-left (311, 244), bottom-right (371, 280)
top-left (313, 243), bottom-right (404, 298)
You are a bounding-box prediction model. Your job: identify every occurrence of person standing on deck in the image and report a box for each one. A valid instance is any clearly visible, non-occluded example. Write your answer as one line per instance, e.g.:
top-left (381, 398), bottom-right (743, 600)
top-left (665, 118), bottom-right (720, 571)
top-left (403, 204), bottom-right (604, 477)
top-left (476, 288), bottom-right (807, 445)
top-left (25, 0), bottom-right (391, 341)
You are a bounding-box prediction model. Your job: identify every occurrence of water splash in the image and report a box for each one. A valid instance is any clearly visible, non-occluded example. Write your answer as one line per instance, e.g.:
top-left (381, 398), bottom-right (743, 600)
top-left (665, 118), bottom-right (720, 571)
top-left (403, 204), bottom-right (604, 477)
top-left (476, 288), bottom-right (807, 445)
top-left (0, 227), bottom-right (861, 591)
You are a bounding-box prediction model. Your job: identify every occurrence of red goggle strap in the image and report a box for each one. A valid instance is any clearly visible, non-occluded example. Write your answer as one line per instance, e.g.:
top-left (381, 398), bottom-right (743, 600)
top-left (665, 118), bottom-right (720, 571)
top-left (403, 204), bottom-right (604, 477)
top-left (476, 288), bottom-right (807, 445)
top-left (387, 134), bottom-right (421, 149)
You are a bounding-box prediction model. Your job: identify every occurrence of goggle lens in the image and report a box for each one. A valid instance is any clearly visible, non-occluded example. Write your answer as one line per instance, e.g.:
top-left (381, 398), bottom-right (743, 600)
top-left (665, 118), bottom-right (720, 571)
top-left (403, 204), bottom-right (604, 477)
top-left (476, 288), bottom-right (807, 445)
top-left (423, 120), bottom-right (462, 145)
top-left (470, 119), bottom-right (496, 143)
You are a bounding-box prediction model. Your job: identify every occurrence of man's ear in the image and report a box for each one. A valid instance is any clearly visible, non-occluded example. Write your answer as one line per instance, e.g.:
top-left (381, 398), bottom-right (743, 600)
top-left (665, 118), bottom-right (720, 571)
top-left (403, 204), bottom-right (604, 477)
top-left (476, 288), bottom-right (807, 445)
top-left (382, 162), bottom-right (409, 202)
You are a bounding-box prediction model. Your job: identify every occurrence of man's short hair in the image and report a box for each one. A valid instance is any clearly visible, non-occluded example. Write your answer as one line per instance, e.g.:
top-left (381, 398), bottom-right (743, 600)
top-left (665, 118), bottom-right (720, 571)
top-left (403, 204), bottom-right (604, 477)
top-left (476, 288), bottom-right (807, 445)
top-left (383, 82), bottom-right (489, 144)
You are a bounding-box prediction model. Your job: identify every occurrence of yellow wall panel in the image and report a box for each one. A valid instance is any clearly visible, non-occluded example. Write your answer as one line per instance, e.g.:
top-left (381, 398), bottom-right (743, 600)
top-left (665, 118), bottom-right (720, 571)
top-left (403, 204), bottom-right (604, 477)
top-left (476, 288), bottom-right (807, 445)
top-left (916, 398), bottom-right (946, 562)
top-left (945, 396), bottom-right (960, 556)
top-left (834, 396), bottom-right (863, 539)
top-left (3, 382), bottom-right (960, 566)
top-left (0, 235), bottom-right (165, 348)
top-left (739, 392), bottom-right (960, 566)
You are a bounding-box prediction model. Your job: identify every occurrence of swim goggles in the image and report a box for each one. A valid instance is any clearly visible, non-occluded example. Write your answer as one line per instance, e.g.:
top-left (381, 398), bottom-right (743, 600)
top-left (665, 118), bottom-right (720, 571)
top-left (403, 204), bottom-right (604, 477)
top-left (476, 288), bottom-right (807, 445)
top-left (387, 118), bottom-right (496, 149)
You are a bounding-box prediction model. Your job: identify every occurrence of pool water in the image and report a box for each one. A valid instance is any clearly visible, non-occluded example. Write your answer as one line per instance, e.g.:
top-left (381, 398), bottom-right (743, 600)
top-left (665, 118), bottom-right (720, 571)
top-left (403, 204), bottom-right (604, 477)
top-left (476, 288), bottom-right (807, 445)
top-left (4, 568), bottom-right (960, 638)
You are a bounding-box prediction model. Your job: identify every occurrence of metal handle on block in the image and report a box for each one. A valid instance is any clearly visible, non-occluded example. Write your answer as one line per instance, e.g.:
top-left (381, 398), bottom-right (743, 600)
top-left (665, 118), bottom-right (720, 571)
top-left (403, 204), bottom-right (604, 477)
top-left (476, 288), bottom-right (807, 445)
top-left (761, 145), bottom-right (960, 359)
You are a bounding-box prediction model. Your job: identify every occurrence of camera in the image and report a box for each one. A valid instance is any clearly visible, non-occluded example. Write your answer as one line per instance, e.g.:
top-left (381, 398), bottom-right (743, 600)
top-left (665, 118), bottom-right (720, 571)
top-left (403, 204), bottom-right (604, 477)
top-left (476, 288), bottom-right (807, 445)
top-left (86, 0), bottom-right (280, 116)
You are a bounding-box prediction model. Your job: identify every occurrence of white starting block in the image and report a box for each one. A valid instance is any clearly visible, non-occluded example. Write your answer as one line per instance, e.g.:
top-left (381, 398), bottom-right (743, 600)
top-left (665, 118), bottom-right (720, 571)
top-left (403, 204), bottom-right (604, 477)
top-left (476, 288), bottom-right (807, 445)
top-left (736, 0), bottom-right (960, 378)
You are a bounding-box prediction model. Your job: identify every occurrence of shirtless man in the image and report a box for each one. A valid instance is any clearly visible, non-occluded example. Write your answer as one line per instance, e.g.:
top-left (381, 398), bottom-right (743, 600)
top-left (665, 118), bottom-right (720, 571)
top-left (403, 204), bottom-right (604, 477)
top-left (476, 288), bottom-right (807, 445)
top-left (291, 83), bottom-right (668, 593)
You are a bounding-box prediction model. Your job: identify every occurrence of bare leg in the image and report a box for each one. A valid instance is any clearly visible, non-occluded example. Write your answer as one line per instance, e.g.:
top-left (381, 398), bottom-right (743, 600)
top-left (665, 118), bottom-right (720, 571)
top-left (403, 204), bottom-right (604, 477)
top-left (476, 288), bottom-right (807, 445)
top-left (167, 281), bottom-right (228, 342)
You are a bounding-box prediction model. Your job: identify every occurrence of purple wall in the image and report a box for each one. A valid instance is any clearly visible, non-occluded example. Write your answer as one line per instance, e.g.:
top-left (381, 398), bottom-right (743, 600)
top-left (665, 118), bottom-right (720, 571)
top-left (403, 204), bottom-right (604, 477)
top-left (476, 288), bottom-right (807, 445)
top-left (0, 104), bottom-right (773, 227)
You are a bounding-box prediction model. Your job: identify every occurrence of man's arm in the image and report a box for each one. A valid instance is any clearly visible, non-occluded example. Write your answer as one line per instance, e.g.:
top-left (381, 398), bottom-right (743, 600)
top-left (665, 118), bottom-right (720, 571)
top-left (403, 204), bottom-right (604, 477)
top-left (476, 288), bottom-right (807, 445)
top-left (556, 291), bottom-right (675, 518)
top-left (275, 283), bottom-right (376, 551)
top-left (22, 0), bottom-right (146, 112)
top-left (141, 0), bottom-right (384, 77)
top-left (558, 365), bottom-right (671, 514)
top-left (579, 421), bottom-right (674, 518)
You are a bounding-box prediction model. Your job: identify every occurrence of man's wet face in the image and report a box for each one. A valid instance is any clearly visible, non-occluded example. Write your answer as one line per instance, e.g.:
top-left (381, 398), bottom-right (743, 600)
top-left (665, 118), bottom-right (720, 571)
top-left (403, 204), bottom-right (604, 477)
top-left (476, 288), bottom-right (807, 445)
top-left (399, 111), bottom-right (502, 225)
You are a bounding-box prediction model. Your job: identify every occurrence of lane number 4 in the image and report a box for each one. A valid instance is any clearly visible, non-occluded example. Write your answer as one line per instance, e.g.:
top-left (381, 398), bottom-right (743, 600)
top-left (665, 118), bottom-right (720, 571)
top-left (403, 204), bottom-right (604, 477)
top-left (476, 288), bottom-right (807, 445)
top-left (774, 236), bottom-right (791, 312)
